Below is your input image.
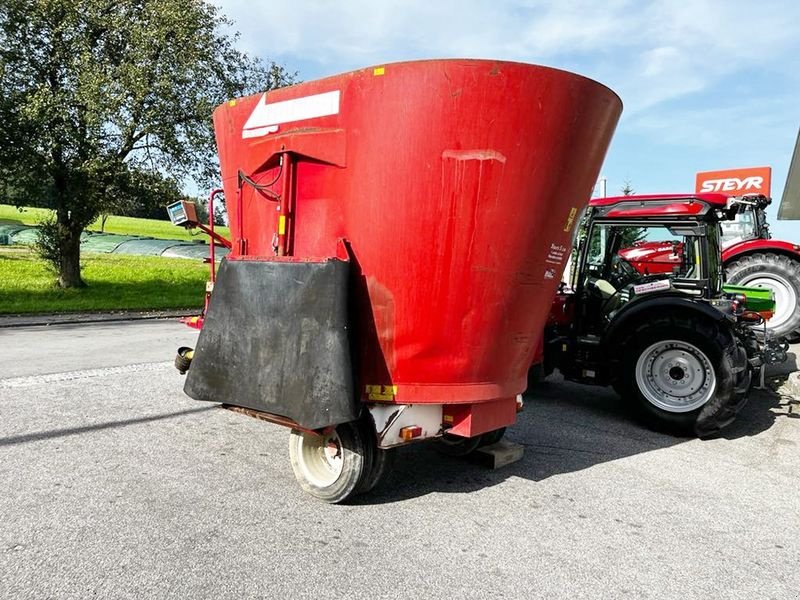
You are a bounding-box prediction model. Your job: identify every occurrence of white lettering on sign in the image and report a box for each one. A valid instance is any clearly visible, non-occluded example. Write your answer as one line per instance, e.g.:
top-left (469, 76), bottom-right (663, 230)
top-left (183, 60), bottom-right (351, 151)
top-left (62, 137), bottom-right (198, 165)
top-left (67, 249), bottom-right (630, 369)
top-left (699, 176), bottom-right (764, 193)
top-left (633, 279), bottom-right (672, 295)
top-left (242, 90), bottom-right (341, 139)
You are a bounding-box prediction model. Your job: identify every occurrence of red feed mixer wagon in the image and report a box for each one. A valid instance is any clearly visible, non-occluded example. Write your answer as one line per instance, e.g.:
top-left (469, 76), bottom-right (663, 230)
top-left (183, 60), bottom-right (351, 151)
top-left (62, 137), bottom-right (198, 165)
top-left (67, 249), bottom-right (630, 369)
top-left (172, 59), bottom-right (621, 502)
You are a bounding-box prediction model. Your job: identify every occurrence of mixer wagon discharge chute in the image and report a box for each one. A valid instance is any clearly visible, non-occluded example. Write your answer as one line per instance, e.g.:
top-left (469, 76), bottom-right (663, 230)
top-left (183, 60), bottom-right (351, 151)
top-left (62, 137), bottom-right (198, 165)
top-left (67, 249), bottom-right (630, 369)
top-left (170, 59), bottom-right (622, 502)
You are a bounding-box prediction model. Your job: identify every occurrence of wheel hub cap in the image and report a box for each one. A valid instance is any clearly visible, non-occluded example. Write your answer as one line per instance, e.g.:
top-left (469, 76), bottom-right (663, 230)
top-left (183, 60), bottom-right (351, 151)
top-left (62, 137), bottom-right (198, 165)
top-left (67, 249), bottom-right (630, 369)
top-left (635, 340), bottom-right (716, 413)
top-left (298, 431), bottom-right (344, 487)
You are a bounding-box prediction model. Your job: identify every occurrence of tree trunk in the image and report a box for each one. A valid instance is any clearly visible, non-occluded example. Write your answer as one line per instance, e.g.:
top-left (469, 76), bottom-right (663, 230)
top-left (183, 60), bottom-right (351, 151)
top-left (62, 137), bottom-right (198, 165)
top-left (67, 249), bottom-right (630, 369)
top-left (57, 224), bottom-right (85, 289)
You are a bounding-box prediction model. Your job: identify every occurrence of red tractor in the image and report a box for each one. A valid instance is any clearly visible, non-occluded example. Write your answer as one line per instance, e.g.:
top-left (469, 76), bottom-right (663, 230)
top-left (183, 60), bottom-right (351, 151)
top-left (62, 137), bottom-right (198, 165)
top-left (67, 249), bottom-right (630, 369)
top-left (540, 193), bottom-right (785, 436)
top-left (696, 167), bottom-right (800, 341)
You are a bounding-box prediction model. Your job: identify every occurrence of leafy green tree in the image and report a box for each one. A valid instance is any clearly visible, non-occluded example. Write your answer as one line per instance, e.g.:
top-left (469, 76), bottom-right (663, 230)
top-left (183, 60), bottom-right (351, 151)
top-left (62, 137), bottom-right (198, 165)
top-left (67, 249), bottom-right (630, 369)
top-left (0, 0), bottom-right (295, 287)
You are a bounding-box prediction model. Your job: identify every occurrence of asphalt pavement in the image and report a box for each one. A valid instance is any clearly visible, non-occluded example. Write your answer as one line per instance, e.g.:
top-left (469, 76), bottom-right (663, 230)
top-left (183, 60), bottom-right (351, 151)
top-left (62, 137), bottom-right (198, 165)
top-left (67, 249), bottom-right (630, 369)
top-left (0, 320), bottom-right (798, 599)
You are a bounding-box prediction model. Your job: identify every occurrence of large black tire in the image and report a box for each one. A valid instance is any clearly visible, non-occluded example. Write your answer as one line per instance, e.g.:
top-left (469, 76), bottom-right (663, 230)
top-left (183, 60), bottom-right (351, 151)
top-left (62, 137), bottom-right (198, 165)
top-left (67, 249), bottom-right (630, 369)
top-left (288, 421), bottom-right (369, 504)
top-left (725, 253), bottom-right (800, 342)
top-left (617, 312), bottom-right (750, 437)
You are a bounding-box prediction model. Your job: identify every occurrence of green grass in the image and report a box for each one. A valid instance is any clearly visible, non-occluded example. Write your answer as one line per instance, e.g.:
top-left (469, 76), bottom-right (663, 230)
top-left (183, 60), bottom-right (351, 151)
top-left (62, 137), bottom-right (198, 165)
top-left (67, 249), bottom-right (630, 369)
top-left (0, 246), bottom-right (207, 314)
top-left (0, 203), bottom-right (230, 242)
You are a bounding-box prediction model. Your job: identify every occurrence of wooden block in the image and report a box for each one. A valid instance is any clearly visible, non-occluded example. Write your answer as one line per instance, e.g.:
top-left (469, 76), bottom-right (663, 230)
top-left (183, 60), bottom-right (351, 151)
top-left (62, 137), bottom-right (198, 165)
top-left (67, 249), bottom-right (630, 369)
top-left (470, 440), bottom-right (524, 469)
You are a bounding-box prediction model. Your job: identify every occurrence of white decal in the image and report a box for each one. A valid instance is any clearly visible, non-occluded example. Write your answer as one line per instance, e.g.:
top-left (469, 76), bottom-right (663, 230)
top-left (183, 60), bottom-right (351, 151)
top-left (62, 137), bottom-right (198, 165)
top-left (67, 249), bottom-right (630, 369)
top-left (545, 243), bottom-right (568, 265)
top-left (242, 90), bottom-right (341, 139)
top-left (544, 268), bottom-right (556, 280)
top-left (633, 279), bottom-right (672, 295)
top-left (699, 176), bottom-right (764, 193)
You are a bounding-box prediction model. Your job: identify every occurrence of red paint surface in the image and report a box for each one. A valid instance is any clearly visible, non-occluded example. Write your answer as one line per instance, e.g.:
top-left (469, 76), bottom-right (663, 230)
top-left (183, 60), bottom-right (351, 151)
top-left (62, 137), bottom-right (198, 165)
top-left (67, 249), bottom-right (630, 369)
top-left (722, 238), bottom-right (800, 263)
top-left (589, 193), bottom-right (730, 208)
top-left (606, 202), bottom-right (706, 218)
top-left (619, 241), bottom-right (683, 275)
top-left (212, 59), bottom-right (621, 408)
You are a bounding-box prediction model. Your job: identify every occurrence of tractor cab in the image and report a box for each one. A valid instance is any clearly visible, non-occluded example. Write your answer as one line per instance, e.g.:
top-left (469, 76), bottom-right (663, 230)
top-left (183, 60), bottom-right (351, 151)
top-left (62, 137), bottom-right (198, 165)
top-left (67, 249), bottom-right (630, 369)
top-left (571, 194), bottom-right (728, 335)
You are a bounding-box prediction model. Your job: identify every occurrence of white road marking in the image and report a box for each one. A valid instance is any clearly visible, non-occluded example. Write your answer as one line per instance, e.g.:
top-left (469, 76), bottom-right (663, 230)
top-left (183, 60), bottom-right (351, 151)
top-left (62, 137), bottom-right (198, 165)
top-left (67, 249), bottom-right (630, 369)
top-left (0, 361), bottom-right (172, 389)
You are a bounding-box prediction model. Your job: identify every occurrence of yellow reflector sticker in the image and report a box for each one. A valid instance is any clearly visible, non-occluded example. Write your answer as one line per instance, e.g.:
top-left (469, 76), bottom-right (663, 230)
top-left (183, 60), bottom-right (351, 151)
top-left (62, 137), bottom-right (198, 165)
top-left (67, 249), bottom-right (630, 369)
top-left (373, 67), bottom-right (385, 76)
top-left (563, 207), bottom-right (578, 231)
top-left (443, 414), bottom-right (454, 423)
top-left (228, 100), bottom-right (237, 107)
top-left (366, 384), bottom-right (397, 401)
top-left (278, 215), bottom-right (286, 234)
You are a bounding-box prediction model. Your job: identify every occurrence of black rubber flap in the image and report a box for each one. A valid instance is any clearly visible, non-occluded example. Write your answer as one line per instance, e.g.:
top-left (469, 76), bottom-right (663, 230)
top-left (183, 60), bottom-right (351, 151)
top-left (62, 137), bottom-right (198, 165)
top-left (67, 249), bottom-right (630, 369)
top-left (184, 258), bottom-right (357, 430)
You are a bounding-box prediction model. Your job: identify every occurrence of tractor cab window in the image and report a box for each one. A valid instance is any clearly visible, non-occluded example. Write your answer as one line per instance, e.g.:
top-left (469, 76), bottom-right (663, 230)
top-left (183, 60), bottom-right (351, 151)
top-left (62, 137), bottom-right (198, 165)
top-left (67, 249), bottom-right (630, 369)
top-left (580, 222), bottom-right (709, 329)
top-left (720, 207), bottom-right (757, 246)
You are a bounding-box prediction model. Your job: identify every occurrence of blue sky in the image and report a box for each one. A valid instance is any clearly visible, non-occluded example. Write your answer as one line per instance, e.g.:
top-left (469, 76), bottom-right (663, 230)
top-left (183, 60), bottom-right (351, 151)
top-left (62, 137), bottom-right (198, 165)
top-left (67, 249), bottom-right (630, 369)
top-left (213, 0), bottom-right (800, 241)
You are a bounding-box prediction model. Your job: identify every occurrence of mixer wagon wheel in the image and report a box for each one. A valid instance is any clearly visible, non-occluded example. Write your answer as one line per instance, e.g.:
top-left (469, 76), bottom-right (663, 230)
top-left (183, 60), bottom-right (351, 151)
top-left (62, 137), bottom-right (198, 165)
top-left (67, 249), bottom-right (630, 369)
top-left (288, 421), bottom-right (370, 504)
top-left (478, 427), bottom-right (506, 447)
top-left (434, 432), bottom-right (482, 457)
top-left (354, 416), bottom-right (395, 495)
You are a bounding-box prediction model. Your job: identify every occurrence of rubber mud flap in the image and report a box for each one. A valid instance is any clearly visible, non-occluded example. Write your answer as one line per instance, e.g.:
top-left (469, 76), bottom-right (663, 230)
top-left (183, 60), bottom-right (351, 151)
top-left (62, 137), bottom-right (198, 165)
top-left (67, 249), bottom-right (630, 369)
top-left (184, 258), bottom-right (358, 430)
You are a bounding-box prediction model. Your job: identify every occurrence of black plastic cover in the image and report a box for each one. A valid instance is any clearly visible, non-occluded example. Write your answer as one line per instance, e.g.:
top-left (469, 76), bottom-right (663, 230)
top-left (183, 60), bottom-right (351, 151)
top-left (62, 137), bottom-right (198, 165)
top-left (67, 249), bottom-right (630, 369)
top-left (184, 258), bottom-right (358, 430)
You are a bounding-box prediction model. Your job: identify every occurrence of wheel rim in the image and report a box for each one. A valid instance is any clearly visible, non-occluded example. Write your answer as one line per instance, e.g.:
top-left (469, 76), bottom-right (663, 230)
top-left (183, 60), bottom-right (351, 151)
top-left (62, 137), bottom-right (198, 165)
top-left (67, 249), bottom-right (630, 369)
top-left (635, 340), bottom-right (716, 413)
top-left (737, 273), bottom-right (797, 330)
top-left (296, 430), bottom-right (344, 488)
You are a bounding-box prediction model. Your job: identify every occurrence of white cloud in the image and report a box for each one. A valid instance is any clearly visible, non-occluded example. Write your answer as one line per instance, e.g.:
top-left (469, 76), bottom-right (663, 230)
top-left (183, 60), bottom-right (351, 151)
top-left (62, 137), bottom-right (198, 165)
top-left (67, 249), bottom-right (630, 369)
top-left (214, 0), bottom-right (799, 115)
top-left (206, 0), bottom-right (800, 239)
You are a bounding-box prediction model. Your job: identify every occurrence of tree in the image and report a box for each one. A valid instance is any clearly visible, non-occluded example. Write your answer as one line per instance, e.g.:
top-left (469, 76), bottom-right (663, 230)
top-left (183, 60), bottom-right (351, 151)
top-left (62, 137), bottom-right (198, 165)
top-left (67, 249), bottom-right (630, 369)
top-left (618, 179), bottom-right (645, 247)
top-left (621, 179), bottom-right (635, 196)
top-left (0, 0), bottom-right (295, 287)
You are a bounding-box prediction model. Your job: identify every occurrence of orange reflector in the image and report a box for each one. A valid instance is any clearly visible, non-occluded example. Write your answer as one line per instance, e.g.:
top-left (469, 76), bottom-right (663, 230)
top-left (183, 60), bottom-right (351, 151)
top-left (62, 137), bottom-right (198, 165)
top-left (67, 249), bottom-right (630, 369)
top-left (399, 425), bottom-right (422, 441)
top-left (740, 311), bottom-right (766, 323)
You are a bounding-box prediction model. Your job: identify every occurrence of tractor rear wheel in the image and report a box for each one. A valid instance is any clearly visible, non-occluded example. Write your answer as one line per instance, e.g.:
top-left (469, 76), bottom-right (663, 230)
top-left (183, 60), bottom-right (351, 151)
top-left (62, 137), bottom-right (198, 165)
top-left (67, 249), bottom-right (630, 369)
top-left (618, 313), bottom-right (749, 436)
top-left (289, 421), bottom-right (370, 504)
top-left (725, 253), bottom-right (800, 342)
